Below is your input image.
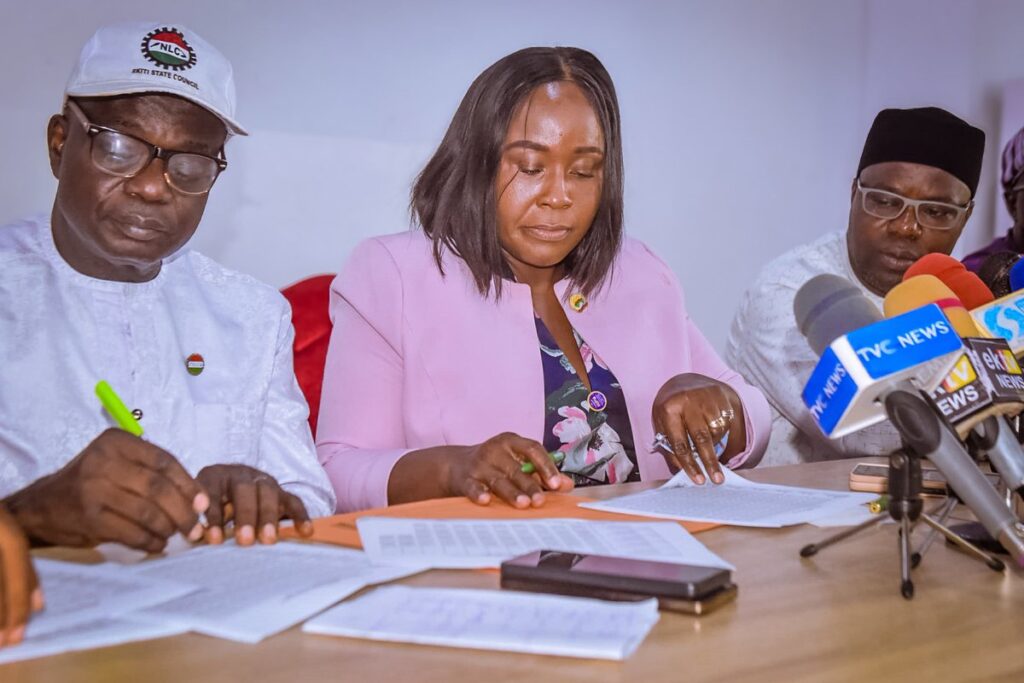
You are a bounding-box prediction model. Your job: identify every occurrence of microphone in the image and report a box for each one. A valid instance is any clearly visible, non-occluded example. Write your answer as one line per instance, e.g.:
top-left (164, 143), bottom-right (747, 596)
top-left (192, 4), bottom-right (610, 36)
top-left (903, 253), bottom-right (995, 309)
top-left (796, 274), bottom-right (962, 439)
top-left (794, 273), bottom-right (883, 355)
top-left (973, 259), bottom-right (1024, 355)
top-left (886, 275), bottom-right (1024, 497)
top-left (796, 276), bottom-right (1024, 565)
top-left (1010, 257), bottom-right (1024, 293)
top-left (977, 251), bottom-right (1020, 299)
top-left (885, 274), bottom-right (981, 337)
top-left (899, 263), bottom-right (1023, 410)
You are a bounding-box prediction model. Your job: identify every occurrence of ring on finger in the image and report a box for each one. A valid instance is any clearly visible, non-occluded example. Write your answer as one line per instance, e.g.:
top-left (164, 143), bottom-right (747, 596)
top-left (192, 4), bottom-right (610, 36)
top-left (720, 408), bottom-right (736, 421)
top-left (708, 416), bottom-right (729, 432)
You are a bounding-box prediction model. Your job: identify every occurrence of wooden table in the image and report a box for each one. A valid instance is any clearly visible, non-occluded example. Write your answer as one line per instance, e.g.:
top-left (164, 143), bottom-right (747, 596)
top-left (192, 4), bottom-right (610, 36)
top-left (8, 459), bottom-right (1024, 682)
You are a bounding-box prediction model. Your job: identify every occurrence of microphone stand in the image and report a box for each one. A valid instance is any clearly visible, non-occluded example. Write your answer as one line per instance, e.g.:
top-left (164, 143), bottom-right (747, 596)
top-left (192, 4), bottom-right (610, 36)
top-left (913, 421), bottom-right (1024, 565)
top-left (800, 391), bottom-right (1005, 599)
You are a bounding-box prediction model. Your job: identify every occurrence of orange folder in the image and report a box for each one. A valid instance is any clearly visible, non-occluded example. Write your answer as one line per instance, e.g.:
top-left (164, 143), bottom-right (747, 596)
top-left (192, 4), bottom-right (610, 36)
top-left (282, 493), bottom-right (717, 549)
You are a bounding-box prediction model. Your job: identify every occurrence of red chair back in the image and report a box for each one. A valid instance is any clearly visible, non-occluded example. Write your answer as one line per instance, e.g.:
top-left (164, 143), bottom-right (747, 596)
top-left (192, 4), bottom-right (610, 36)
top-left (281, 274), bottom-right (335, 437)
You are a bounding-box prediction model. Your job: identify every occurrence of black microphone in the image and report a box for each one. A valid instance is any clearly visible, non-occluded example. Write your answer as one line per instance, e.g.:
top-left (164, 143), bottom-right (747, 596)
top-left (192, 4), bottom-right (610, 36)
top-left (977, 251), bottom-right (1020, 299)
top-left (795, 276), bottom-right (1024, 566)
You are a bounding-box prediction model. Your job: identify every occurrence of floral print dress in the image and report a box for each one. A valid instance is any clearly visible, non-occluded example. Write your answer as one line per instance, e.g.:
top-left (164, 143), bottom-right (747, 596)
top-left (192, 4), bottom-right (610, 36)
top-left (535, 316), bottom-right (639, 486)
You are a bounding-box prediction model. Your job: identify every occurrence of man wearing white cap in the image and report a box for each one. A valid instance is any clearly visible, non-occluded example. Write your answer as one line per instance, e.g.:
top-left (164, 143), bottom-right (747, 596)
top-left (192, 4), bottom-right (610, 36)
top-left (0, 22), bottom-right (335, 560)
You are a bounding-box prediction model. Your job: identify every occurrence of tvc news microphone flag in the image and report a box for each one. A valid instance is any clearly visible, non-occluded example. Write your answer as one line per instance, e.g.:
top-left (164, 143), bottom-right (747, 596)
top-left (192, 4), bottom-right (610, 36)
top-left (801, 304), bottom-right (963, 438)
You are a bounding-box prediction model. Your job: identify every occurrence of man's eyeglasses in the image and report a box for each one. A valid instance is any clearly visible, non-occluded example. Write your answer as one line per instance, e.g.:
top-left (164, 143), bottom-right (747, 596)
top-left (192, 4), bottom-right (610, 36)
top-left (65, 100), bottom-right (227, 195)
top-left (856, 179), bottom-right (970, 231)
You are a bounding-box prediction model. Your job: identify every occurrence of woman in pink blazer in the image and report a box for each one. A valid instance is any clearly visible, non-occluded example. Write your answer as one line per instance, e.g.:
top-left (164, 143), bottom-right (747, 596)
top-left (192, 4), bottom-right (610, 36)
top-left (317, 47), bottom-right (770, 513)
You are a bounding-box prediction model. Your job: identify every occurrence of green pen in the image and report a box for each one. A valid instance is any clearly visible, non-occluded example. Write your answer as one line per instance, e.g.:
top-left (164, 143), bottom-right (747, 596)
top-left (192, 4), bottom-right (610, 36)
top-left (95, 380), bottom-right (143, 436)
top-left (521, 451), bottom-right (565, 475)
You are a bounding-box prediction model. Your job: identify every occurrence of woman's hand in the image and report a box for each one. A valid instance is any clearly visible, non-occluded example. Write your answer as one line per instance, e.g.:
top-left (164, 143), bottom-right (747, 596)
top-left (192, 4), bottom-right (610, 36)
top-left (446, 433), bottom-right (574, 508)
top-left (652, 374), bottom-right (746, 485)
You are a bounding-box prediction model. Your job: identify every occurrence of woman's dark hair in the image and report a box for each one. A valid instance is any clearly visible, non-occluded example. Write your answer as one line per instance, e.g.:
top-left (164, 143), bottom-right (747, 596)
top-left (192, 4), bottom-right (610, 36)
top-left (411, 46), bottom-right (624, 298)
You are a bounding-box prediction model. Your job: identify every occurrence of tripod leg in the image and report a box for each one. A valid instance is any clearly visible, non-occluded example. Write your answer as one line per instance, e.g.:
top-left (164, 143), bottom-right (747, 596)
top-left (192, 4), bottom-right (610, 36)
top-left (799, 514), bottom-right (887, 558)
top-left (899, 516), bottom-right (914, 600)
top-left (919, 514), bottom-right (1006, 572)
top-left (911, 497), bottom-right (958, 568)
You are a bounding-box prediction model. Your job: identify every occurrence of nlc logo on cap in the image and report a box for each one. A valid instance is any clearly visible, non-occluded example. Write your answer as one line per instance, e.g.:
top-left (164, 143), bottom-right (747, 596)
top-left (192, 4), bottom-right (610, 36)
top-left (141, 27), bottom-right (197, 71)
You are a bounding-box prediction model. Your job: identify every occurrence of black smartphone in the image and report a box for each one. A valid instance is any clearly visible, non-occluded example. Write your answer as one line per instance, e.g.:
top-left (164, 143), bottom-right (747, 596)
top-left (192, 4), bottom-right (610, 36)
top-left (500, 550), bottom-right (736, 615)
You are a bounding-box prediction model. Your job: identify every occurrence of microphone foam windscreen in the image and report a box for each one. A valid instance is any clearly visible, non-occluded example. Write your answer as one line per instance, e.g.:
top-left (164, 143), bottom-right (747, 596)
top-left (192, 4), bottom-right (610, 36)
top-left (885, 274), bottom-right (980, 337)
top-left (1009, 257), bottom-right (1024, 293)
top-left (902, 253), bottom-right (994, 309)
top-left (903, 253), bottom-right (963, 281)
top-left (977, 250), bottom-right (1020, 298)
top-left (794, 274), bottom-right (883, 356)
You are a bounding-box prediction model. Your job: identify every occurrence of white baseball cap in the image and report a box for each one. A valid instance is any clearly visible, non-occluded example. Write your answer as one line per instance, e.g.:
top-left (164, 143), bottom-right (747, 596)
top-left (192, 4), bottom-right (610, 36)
top-left (64, 21), bottom-right (247, 136)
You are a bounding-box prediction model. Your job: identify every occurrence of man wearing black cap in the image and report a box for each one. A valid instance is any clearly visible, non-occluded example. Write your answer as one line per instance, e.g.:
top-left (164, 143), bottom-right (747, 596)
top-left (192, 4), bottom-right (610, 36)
top-left (726, 107), bottom-right (986, 465)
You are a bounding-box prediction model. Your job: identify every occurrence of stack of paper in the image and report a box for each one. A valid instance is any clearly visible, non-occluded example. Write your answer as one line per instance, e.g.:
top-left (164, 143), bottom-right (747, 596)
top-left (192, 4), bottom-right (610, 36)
top-left (0, 618), bottom-right (187, 665)
top-left (127, 543), bottom-right (426, 643)
top-left (303, 585), bottom-right (660, 660)
top-left (355, 517), bottom-right (733, 570)
top-left (0, 543), bottom-right (428, 663)
top-left (0, 560), bottom-right (195, 665)
top-left (23, 559), bottom-right (195, 638)
top-left (582, 468), bottom-right (875, 527)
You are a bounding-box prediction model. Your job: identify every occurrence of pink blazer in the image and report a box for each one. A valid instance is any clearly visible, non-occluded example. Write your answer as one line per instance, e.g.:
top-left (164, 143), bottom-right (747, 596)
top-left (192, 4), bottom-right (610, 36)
top-left (317, 231), bottom-right (770, 512)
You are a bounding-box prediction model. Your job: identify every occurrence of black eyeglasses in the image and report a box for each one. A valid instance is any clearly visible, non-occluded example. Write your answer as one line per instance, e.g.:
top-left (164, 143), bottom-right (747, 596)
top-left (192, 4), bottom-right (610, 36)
top-left (66, 100), bottom-right (227, 195)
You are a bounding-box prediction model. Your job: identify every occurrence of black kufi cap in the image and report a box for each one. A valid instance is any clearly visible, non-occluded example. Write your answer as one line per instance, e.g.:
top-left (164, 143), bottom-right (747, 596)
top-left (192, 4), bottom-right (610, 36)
top-left (858, 107), bottom-right (985, 196)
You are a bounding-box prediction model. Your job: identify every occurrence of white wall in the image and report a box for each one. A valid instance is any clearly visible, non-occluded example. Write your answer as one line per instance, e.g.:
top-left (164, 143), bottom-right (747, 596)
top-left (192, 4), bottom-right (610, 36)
top-left (4, 0), bottom-right (1024, 349)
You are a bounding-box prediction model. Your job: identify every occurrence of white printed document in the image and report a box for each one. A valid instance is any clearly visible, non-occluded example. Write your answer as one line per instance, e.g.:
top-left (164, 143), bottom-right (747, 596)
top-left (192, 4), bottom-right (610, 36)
top-left (129, 543), bottom-right (426, 643)
top-left (355, 517), bottom-right (733, 570)
top-left (0, 559), bottom-right (195, 664)
top-left (0, 618), bottom-right (187, 665)
top-left (303, 585), bottom-right (659, 660)
top-left (25, 559), bottom-right (196, 638)
top-left (581, 468), bottom-right (875, 527)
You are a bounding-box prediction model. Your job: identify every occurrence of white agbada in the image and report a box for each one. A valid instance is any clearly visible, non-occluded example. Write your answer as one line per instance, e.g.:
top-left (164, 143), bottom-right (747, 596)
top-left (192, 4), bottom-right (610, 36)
top-left (0, 215), bottom-right (335, 516)
top-left (725, 231), bottom-right (903, 466)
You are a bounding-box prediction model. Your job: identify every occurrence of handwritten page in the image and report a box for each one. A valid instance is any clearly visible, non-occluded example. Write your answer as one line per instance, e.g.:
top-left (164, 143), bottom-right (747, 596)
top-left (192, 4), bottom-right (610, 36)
top-left (581, 467), bottom-right (875, 527)
top-left (303, 585), bottom-right (659, 660)
top-left (129, 543), bottom-right (426, 643)
top-left (356, 517), bottom-right (732, 570)
top-left (0, 618), bottom-right (187, 665)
